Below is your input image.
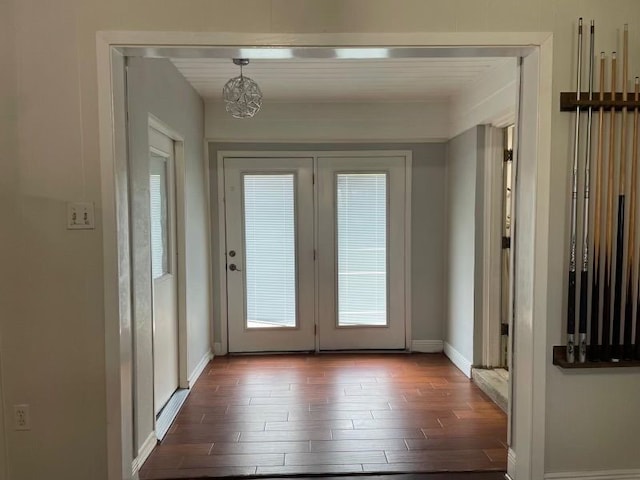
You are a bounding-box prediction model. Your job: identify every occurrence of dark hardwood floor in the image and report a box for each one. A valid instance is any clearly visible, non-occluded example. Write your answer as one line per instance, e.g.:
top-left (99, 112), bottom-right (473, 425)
top-left (139, 353), bottom-right (507, 479)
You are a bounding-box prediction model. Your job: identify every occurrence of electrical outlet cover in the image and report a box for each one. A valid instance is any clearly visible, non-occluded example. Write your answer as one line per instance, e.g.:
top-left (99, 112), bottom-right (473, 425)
top-left (14, 404), bottom-right (30, 431)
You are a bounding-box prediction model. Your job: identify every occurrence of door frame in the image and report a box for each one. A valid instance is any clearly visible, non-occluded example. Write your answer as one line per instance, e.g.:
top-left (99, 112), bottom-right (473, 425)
top-left (481, 126), bottom-right (510, 368)
top-left (216, 150), bottom-right (412, 354)
top-left (147, 116), bottom-right (189, 391)
top-left (97, 32), bottom-right (552, 480)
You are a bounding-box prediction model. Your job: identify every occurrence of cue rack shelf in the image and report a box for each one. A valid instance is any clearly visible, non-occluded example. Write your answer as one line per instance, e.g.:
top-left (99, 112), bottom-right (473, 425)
top-left (553, 346), bottom-right (640, 369)
top-left (560, 92), bottom-right (640, 112)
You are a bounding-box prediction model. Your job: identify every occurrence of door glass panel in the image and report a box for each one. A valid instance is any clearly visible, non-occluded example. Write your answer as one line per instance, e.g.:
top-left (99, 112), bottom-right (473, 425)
top-left (243, 174), bottom-right (297, 328)
top-left (150, 154), bottom-right (169, 279)
top-left (336, 173), bottom-right (388, 326)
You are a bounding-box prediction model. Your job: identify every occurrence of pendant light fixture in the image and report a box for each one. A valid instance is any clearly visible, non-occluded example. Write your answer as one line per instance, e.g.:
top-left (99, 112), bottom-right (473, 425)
top-left (223, 59), bottom-right (263, 118)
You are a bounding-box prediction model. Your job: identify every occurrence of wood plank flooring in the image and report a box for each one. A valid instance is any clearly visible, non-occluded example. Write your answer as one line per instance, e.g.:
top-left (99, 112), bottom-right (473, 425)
top-left (139, 353), bottom-right (507, 479)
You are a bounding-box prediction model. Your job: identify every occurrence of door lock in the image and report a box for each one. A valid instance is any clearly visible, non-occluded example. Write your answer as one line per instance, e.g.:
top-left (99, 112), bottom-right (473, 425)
top-left (229, 250), bottom-right (236, 257)
top-left (229, 264), bottom-right (241, 272)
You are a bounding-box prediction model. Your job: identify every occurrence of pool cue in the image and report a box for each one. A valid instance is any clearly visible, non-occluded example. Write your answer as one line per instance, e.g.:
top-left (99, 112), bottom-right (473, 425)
top-left (567, 18), bottom-right (584, 363)
top-left (633, 79), bottom-right (640, 360)
top-left (590, 53), bottom-right (607, 361)
top-left (579, 20), bottom-right (595, 363)
top-left (612, 25), bottom-right (629, 361)
top-left (602, 51), bottom-right (617, 362)
top-left (626, 77), bottom-right (639, 359)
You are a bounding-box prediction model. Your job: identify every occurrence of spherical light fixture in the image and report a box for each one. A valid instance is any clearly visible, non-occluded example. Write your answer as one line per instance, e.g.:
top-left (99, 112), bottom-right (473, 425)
top-left (223, 59), bottom-right (263, 119)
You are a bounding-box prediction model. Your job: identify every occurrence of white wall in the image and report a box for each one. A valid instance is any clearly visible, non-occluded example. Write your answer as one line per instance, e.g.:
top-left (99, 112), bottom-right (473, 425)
top-left (2, 1), bottom-right (640, 479)
top-left (0, 0), bottom-right (15, 476)
top-left (208, 142), bottom-right (447, 347)
top-left (127, 57), bottom-right (211, 453)
top-left (444, 126), bottom-right (485, 374)
top-left (206, 101), bottom-right (450, 142)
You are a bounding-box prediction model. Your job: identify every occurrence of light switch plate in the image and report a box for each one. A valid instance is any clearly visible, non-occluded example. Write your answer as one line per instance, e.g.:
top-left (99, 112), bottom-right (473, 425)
top-left (67, 202), bottom-right (95, 230)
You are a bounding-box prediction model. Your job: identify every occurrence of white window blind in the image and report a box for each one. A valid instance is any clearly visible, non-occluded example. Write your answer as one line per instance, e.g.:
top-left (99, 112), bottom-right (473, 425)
top-left (150, 155), bottom-right (169, 279)
top-left (336, 173), bottom-right (388, 326)
top-left (243, 174), bottom-right (297, 328)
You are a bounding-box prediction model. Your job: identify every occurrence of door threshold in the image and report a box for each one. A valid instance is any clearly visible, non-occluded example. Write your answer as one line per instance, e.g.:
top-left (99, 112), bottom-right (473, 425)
top-left (156, 388), bottom-right (189, 441)
top-left (471, 368), bottom-right (509, 413)
top-left (227, 349), bottom-right (412, 356)
top-left (228, 350), bottom-right (316, 356)
top-left (318, 349), bottom-right (410, 354)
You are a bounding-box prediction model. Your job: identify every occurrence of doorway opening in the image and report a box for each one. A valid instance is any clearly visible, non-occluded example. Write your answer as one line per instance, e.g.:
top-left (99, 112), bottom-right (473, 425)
top-left (148, 125), bottom-right (187, 439)
top-left (98, 34), bottom-right (552, 480)
top-left (472, 124), bottom-right (515, 413)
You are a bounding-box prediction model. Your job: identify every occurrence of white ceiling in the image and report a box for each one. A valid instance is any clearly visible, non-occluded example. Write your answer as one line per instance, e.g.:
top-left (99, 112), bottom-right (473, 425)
top-left (170, 57), bottom-right (512, 103)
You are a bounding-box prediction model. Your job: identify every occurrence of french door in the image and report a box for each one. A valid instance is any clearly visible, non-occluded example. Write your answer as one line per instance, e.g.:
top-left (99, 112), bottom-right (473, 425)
top-left (223, 153), bottom-right (407, 353)
top-left (317, 155), bottom-right (406, 350)
top-left (224, 158), bottom-right (316, 352)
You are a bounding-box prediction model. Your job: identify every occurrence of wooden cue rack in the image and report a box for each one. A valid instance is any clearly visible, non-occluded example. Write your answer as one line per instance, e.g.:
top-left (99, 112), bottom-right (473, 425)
top-left (560, 92), bottom-right (640, 111)
top-left (556, 89), bottom-right (640, 369)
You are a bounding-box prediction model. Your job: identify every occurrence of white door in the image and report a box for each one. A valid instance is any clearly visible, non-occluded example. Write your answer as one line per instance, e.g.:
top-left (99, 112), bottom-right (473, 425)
top-left (149, 128), bottom-right (179, 414)
top-left (224, 157), bottom-right (315, 352)
top-left (317, 156), bottom-right (407, 350)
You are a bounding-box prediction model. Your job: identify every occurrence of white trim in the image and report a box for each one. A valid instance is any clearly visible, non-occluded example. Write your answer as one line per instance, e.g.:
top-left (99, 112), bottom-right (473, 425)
top-left (529, 40), bottom-right (552, 480)
top-left (443, 342), bottom-right (473, 378)
top-left (491, 110), bottom-right (516, 129)
top-left (98, 43), bottom-right (133, 480)
top-left (203, 140), bottom-right (215, 364)
top-left (404, 154), bottom-right (413, 350)
top-left (97, 30), bottom-right (548, 50)
top-left (216, 154), bottom-right (229, 356)
top-left (188, 350), bottom-right (213, 388)
top-left (544, 470), bottom-right (640, 480)
top-left (481, 126), bottom-right (505, 367)
top-left (411, 340), bottom-right (444, 353)
top-left (131, 431), bottom-right (156, 475)
top-left (508, 448), bottom-right (517, 478)
top-left (98, 32), bottom-right (552, 480)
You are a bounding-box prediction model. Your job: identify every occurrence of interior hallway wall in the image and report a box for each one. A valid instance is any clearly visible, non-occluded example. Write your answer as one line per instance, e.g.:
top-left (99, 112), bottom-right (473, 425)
top-left (2, 1), bottom-right (640, 479)
top-left (208, 142), bottom-right (447, 348)
top-left (127, 57), bottom-right (211, 453)
top-left (0, 0), bottom-right (16, 478)
top-left (444, 126), bottom-right (486, 374)
top-left (205, 101), bottom-right (450, 142)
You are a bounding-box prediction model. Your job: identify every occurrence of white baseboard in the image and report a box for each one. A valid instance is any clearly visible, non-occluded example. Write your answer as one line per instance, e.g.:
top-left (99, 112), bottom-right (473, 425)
top-left (411, 340), bottom-right (444, 353)
top-left (213, 342), bottom-right (223, 355)
top-left (132, 431), bottom-right (157, 474)
top-left (188, 349), bottom-right (213, 388)
top-left (443, 342), bottom-right (473, 378)
top-left (507, 448), bottom-right (516, 478)
top-left (545, 469), bottom-right (640, 480)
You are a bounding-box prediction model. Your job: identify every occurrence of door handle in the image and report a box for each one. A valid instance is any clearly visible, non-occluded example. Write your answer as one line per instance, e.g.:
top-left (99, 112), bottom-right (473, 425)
top-left (228, 264), bottom-right (242, 272)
